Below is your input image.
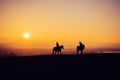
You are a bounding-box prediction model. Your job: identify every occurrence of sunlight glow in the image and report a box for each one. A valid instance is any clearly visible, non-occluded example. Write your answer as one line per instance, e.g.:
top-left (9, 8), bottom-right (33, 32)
top-left (23, 33), bottom-right (30, 39)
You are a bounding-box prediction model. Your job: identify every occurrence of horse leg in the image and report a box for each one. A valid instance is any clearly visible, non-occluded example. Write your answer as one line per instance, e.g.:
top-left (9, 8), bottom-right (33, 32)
top-left (58, 51), bottom-right (60, 55)
top-left (56, 51), bottom-right (57, 55)
top-left (52, 51), bottom-right (54, 55)
top-left (77, 50), bottom-right (79, 55)
top-left (60, 51), bottom-right (62, 55)
top-left (81, 50), bottom-right (83, 55)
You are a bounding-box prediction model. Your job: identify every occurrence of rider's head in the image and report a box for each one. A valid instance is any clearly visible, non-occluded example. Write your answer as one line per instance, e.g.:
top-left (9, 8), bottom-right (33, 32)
top-left (79, 42), bottom-right (82, 45)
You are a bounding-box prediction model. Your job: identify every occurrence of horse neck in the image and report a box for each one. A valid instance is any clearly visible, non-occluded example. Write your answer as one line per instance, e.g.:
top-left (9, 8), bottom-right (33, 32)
top-left (60, 46), bottom-right (63, 48)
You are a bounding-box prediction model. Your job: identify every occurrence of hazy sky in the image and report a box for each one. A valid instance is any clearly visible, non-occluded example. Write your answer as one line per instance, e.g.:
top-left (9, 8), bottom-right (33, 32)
top-left (0, 0), bottom-right (120, 49)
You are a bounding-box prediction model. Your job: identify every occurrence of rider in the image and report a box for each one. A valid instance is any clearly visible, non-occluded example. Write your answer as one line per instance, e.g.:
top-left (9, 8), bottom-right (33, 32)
top-left (56, 42), bottom-right (60, 48)
top-left (79, 42), bottom-right (84, 47)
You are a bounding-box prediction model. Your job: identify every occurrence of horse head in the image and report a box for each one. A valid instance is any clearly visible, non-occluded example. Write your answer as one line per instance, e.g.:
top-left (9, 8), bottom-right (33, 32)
top-left (60, 45), bottom-right (64, 49)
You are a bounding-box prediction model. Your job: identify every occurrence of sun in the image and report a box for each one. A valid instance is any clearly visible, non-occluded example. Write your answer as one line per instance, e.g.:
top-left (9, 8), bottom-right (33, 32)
top-left (23, 33), bottom-right (30, 39)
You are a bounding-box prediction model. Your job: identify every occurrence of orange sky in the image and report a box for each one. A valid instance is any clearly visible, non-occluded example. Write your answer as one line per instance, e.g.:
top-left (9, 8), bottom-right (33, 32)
top-left (0, 0), bottom-right (120, 49)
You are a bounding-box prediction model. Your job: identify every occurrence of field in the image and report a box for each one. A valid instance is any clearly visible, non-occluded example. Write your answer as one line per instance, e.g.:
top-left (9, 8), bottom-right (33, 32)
top-left (0, 53), bottom-right (120, 73)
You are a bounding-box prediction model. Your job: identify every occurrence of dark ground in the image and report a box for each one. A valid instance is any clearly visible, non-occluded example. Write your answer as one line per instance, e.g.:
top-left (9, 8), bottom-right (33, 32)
top-left (0, 54), bottom-right (120, 80)
top-left (0, 53), bottom-right (120, 73)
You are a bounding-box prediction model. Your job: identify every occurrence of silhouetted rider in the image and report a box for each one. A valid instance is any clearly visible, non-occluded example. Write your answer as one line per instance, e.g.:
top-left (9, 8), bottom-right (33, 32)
top-left (79, 42), bottom-right (85, 47)
top-left (56, 42), bottom-right (60, 48)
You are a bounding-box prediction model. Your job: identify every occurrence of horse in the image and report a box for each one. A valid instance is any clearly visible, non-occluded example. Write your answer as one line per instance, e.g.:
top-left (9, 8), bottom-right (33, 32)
top-left (77, 44), bottom-right (85, 55)
top-left (52, 45), bottom-right (64, 55)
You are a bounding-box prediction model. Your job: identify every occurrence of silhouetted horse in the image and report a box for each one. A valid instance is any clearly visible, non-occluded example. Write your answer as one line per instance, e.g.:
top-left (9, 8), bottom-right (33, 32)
top-left (77, 44), bottom-right (85, 55)
top-left (52, 45), bottom-right (64, 55)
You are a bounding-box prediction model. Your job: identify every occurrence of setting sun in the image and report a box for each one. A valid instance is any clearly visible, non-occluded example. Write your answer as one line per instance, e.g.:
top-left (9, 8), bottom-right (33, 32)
top-left (24, 33), bottom-right (30, 39)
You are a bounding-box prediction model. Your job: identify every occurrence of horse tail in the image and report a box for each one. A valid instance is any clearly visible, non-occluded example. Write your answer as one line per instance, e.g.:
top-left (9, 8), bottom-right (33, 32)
top-left (52, 49), bottom-right (54, 55)
top-left (83, 45), bottom-right (85, 49)
top-left (76, 46), bottom-right (79, 54)
top-left (52, 47), bottom-right (55, 55)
